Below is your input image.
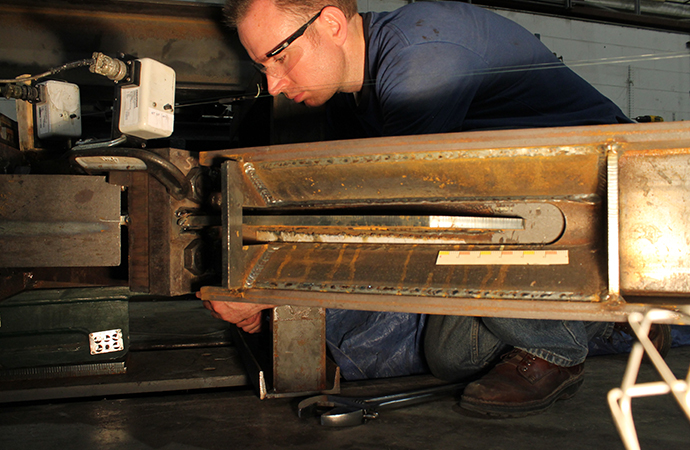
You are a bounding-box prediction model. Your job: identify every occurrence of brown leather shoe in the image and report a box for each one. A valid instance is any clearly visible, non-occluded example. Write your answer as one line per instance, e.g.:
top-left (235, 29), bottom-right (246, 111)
top-left (460, 349), bottom-right (584, 417)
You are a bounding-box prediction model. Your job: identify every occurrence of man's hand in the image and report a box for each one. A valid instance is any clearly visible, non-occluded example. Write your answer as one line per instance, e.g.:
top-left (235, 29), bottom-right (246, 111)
top-left (202, 300), bottom-right (274, 334)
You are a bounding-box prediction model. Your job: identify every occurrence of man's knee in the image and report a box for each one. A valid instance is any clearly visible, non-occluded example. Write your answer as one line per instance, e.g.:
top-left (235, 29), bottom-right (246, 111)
top-left (423, 315), bottom-right (507, 381)
top-left (425, 345), bottom-right (478, 381)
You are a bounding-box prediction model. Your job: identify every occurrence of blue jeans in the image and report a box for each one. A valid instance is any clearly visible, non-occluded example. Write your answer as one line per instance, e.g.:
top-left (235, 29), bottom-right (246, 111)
top-left (423, 316), bottom-right (613, 381)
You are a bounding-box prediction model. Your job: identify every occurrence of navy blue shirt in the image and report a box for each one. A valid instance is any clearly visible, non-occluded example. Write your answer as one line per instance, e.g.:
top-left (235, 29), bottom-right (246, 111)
top-left (327, 2), bottom-right (630, 138)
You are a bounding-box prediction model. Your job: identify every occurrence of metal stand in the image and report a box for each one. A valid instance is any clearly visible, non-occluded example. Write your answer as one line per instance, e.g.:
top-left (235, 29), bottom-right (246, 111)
top-left (608, 308), bottom-right (690, 450)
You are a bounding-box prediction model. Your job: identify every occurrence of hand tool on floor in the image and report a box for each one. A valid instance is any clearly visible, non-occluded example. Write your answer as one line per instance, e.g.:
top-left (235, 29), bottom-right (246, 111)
top-left (297, 382), bottom-right (466, 427)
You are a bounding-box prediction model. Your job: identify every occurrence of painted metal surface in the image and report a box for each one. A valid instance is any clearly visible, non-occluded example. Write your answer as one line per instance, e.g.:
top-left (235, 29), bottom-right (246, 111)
top-left (0, 287), bottom-right (129, 370)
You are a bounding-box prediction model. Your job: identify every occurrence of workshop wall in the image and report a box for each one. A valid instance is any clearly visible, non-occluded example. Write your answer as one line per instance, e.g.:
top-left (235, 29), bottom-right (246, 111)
top-left (495, 9), bottom-right (690, 122)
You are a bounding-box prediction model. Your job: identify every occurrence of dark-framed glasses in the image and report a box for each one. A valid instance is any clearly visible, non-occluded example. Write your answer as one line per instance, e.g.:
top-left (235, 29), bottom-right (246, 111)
top-left (253, 9), bottom-right (322, 79)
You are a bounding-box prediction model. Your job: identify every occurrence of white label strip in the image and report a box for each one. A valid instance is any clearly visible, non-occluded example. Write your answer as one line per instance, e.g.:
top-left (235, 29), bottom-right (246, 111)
top-left (436, 250), bottom-right (569, 265)
top-left (120, 86), bottom-right (140, 127)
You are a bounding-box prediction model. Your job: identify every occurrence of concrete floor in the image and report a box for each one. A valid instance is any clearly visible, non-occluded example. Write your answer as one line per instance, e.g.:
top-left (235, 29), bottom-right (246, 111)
top-left (1, 345), bottom-right (689, 450)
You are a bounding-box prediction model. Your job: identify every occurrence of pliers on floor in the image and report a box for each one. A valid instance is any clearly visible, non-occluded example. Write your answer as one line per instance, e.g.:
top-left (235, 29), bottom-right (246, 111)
top-left (297, 382), bottom-right (466, 427)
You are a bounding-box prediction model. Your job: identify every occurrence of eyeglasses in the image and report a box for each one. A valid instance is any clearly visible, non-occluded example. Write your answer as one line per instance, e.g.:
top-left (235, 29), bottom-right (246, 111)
top-left (253, 9), bottom-right (322, 79)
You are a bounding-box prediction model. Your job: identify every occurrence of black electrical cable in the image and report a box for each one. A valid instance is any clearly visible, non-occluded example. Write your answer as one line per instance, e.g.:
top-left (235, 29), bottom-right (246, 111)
top-left (0, 58), bottom-right (95, 84)
top-left (174, 83), bottom-right (265, 109)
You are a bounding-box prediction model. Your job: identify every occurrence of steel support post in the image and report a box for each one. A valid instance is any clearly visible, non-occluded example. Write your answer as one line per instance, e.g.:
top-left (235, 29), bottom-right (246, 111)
top-left (271, 305), bottom-right (328, 394)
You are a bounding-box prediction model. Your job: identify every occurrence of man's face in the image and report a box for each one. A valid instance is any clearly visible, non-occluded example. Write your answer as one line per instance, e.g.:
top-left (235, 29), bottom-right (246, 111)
top-left (237, 0), bottom-right (343, 107)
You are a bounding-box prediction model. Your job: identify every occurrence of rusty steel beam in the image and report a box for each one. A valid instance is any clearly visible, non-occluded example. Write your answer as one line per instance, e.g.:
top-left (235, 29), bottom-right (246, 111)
top-left (200, 287), bottom-right (688, 324)
top-left (198, 121), bottom-right (690, 323)
top-left (199, 121), bottom-right (690, 168)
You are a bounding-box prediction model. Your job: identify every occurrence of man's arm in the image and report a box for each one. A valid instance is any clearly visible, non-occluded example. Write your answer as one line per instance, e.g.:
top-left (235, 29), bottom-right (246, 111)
top-left (201, 300), bottom-right (274, 333)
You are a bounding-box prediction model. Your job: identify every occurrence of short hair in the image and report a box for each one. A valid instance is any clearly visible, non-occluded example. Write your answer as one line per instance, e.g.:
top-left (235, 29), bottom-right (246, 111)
top-left (224, 0), bottom-right (358, 27)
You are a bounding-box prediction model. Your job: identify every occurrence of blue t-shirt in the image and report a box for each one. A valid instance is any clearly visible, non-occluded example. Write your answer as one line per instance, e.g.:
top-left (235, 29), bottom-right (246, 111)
top-left (324, 3), bottom-right (630, 380)
top-left (328, 2), bottom-right (630, 138)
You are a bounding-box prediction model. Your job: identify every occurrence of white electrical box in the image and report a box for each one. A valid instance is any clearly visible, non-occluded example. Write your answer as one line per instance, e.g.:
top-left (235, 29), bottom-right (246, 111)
top-left (35, 80), bottom-right (82, 139)
top-left (118, 58), bottom-right (175, 140)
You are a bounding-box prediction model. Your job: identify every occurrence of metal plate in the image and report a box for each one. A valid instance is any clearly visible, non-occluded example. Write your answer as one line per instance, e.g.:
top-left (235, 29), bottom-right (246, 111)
top-left (620, 146), bottom-right (690, 295)
top-left (237, 242), bottom-right (604, 301)
top-left (0, 175), bottom-right (121, 267)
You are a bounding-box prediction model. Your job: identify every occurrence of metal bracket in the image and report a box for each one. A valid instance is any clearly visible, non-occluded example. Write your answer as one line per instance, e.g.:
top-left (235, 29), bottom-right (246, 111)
top-left (607, 144), bottom-right (621, 300)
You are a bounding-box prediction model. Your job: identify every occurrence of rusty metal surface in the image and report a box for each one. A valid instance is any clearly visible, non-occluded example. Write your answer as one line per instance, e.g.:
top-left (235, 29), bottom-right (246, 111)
top-left (619, 144), bottom-right (690, 295)
top-left (228, 309), bottom-right (339, 399)
top-left (199, 121), bottom-right (690, 321)
top-left (200, 286), bottom-right (688, 324)
top-left (127, 172), bottom-right (150, 293)
top-left (201, 123), bottom-right (686, 211)
top-left (208, 142), bottom-right (604, 208)
top-left (199, 121), bottom-right (690, 166)
top-left (0, 0), bottom-right (251, 91)
top-left (0, 267), bottom-right (129, 302)
top-left (0, 175), bottom-right (121, 267)
top-left (222, 160), bottom-right (244, 289)
top-left (236, 242), bottom-right (604, 301)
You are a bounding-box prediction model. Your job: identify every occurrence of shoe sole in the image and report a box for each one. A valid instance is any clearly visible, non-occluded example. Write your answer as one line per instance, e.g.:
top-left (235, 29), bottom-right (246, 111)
top-left (459, 377), bottom-right (584, 418)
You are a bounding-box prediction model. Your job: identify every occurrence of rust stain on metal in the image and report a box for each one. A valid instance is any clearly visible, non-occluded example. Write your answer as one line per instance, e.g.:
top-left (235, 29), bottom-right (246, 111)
top-left (274, 247), bottom-right (294, 279)
top-left (348, 248), bottom-right (361, 284)
top-left (479, 265), bottom-right (495, 292)
top-left (398, 246), bottom-right (415, 289)
top-left (299, 245), bottom-right (317, 282)
top-left (425, 270), bottom-right (435, 292)
top-left (326, 245), bottom-right (347, 281)
top-left (495, 264), bottom-right (510, 288)
top-left (196, 286), bottom-right (683, 323)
